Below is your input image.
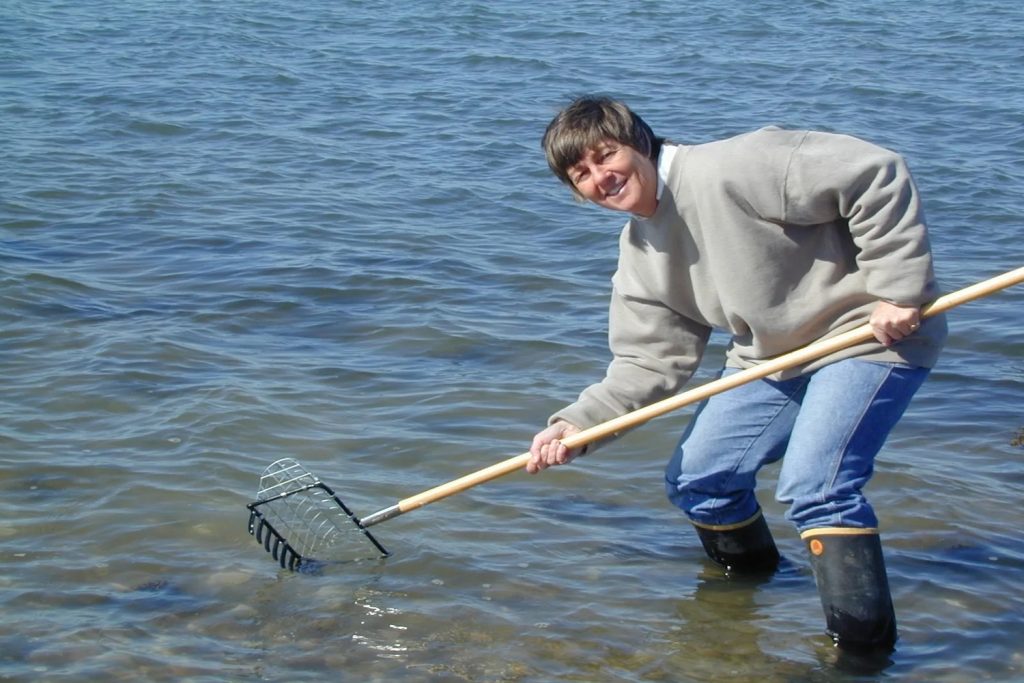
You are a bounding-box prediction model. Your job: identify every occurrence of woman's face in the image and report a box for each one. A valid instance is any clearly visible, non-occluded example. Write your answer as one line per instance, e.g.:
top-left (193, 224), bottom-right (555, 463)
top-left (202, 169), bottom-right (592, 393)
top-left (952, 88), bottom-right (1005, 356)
top-left (567, 140), bottom-right (658, 217)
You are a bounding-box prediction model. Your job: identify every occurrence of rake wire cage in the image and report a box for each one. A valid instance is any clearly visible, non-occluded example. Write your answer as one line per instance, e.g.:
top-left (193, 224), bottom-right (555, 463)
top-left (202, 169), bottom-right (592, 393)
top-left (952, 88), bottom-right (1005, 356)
top-left (247, 459), bottom-right (389, 570)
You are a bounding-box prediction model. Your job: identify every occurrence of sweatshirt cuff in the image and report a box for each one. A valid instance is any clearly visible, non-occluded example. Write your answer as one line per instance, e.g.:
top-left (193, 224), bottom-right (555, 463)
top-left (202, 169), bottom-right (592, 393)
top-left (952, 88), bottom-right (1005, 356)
top-left (548, 401), bottom-right (624, 455)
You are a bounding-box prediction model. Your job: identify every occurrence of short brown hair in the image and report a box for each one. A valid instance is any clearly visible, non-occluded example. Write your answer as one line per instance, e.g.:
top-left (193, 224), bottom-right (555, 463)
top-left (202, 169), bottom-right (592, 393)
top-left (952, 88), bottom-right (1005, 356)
top-left (541, 96), bottom-right (660, 194)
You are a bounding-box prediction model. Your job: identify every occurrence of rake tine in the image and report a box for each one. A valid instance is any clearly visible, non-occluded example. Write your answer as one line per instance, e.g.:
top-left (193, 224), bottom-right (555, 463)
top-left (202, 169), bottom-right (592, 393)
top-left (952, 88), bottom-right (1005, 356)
top-left (254, 517), bottom-right (266, 544)
top-left (271, 536), bottom-right (283, 562)
top-left (286, 547), bottom-right (301, 571)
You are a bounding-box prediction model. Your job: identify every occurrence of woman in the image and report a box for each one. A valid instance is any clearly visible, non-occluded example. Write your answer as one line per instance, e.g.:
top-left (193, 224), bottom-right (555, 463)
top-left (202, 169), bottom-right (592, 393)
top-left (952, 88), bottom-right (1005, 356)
top-left (527, 96), bottom-right (946, 652)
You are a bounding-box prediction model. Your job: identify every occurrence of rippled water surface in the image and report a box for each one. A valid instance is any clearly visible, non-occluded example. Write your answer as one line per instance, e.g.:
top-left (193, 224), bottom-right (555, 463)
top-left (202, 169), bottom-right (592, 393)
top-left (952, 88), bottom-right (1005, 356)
top-left (2, 1), bottom-right (1023, 681)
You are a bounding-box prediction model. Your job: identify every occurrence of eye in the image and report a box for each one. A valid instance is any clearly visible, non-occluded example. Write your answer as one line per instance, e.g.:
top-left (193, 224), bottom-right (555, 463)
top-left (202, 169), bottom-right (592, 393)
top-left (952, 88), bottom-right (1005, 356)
top-left (600, 146), bottom-right (618, 161)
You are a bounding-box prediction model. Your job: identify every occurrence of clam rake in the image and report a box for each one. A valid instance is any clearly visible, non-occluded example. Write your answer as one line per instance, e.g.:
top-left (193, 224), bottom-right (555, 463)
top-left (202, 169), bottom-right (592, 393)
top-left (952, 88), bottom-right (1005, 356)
top-left (247, 267), bottom-right (1024, 570)
top-left (246, 458), bottom-right (389, 570)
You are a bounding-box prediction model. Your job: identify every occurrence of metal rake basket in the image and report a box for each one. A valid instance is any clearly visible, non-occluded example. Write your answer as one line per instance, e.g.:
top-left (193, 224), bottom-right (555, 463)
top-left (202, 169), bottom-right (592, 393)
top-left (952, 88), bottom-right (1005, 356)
top-left (246, 458), bottom-right (389, 570)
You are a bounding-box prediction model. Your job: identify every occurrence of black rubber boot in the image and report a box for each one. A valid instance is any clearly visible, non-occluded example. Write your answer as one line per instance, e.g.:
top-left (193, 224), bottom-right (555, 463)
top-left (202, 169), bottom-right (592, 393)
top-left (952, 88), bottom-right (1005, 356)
top-left (804, 529), bottom-right (897, 653)
top-left (693, 511), bottom-right (780, 575)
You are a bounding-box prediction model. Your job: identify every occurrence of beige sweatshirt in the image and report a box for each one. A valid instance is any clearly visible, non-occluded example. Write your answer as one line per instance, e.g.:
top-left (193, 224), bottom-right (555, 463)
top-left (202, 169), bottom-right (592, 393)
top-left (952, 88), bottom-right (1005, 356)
top-left (554, 127), bottom-right (947, 430)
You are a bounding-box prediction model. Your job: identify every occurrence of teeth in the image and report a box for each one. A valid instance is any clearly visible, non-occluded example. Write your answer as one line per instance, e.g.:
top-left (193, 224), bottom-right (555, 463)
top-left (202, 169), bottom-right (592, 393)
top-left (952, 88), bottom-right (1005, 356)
top-left (606, 181), bottom-right (624, 197)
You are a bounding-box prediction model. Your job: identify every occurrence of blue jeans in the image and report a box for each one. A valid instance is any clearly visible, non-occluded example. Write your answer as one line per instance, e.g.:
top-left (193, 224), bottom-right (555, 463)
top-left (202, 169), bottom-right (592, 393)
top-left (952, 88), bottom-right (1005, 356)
top-left (664, 359), bottom-right (929, 533)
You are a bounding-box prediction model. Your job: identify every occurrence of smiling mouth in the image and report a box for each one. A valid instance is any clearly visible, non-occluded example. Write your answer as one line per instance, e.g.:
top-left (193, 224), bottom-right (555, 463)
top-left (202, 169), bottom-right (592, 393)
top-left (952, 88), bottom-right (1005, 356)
top-left (605, 179), bottom-right (626, 198)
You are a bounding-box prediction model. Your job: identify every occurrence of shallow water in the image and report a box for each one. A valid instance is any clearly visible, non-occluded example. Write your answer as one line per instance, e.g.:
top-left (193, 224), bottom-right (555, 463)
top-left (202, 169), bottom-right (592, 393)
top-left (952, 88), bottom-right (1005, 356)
top-left (2, 1), bottom-right (1023, 681)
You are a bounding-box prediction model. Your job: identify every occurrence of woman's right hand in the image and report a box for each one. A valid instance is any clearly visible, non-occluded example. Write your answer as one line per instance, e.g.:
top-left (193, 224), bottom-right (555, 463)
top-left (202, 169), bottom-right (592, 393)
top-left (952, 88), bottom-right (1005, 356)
top-left (527, 420), bottom-right (583, 474)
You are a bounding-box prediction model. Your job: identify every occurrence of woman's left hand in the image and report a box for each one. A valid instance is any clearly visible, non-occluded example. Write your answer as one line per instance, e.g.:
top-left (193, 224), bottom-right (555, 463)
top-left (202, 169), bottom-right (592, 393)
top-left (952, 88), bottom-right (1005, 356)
top-left (869, 301), bottom-right (922, 346)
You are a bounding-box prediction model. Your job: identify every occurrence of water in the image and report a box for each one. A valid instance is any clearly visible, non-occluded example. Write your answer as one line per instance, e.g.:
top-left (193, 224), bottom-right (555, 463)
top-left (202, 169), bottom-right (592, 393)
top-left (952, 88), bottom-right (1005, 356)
top-left (1, 1), bottom-right (1023, 680)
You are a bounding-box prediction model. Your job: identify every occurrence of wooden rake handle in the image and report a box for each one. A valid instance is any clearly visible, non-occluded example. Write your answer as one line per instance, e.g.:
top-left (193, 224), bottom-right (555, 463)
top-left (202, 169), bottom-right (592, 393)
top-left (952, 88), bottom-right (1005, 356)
top-left (359, 266), bottom-right (1024, 527)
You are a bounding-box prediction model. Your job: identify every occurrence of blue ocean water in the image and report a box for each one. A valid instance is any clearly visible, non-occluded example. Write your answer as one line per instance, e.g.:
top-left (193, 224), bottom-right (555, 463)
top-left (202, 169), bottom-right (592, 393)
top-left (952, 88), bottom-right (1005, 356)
top-left (1, 1), bottom-right (1023, 681)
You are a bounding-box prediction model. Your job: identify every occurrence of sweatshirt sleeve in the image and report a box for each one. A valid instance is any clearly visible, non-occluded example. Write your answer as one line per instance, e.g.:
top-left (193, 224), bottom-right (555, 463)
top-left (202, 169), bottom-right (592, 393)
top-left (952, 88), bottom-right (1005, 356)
top-left (551, 284), bottom-right (711, 431)
top-left (782, 131), bottom-right (939, 305)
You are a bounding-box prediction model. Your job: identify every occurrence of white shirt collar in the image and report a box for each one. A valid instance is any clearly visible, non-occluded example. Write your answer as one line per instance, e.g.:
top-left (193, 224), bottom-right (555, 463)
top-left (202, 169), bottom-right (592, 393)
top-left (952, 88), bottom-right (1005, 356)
top-left (656, 143), bottom-right (678, 200)
top-left (629, 143), bottom-right (678, 220)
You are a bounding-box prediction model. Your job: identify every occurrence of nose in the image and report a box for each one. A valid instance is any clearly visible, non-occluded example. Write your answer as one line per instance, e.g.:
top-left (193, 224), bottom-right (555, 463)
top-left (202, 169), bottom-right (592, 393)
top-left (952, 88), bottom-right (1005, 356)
top-left (593, 164), bottom-right (615, 190)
